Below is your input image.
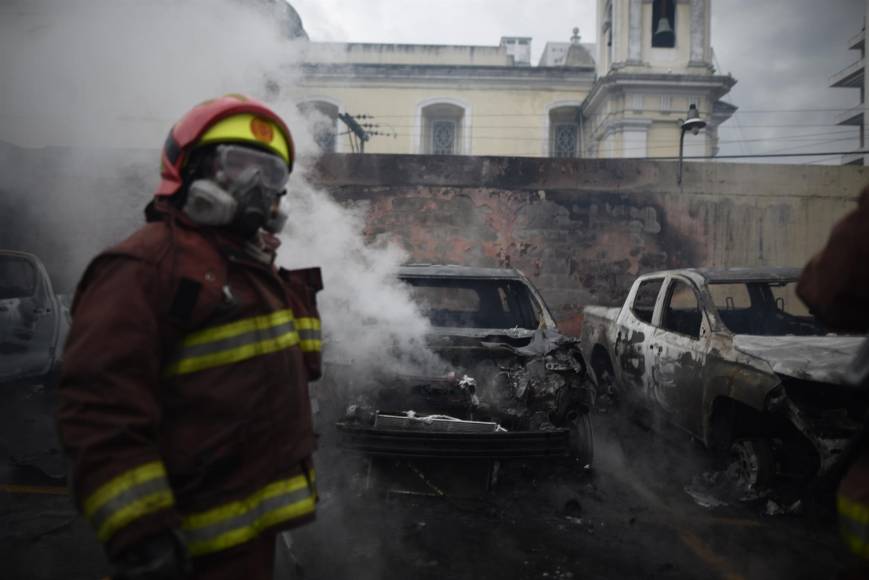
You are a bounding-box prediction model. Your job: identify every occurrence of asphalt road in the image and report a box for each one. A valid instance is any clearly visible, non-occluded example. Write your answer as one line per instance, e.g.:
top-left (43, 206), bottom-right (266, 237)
top-left (0, 400), bottom-right (861, 580)
top-left (287, 409), bottom-right (857, 580)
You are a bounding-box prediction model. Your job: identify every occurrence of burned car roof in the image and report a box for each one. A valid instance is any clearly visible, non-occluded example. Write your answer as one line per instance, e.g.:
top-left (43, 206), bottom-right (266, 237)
top-left (639, 267), bottom-right (803, 283)
top-left (398, 264), bottom-right (527, 280)
top-left (0, 249), bottom-right (42, 260)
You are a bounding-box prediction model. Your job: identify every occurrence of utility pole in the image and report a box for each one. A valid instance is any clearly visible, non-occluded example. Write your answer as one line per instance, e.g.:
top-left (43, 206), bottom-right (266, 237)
top-left (338, 112), bottom-right (370, 153)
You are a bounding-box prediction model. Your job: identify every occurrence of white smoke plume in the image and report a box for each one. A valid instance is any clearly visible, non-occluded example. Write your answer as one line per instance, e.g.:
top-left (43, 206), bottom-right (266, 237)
top-left (0, 0), bottom-right (439, 378)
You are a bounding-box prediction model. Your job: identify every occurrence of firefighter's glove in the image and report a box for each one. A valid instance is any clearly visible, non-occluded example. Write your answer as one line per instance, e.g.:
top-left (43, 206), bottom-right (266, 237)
top-left (112, 530), bottom-right (191, 580)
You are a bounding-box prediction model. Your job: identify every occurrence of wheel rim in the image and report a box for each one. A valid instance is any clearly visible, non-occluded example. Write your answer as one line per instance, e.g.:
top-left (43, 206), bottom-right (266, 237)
top-left (729, 440), bottom-right (761, 490)
top-left (569, 413), bottom-right (594, 467)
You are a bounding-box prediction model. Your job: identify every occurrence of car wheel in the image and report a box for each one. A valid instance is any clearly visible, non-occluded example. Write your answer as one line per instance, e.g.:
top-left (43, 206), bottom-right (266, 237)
top-left (593, 355), bottom-right (618, 402)
top-left (568, 411), bottom-right (594, 468)
top-left (727, 438), bottom-right (775, 495)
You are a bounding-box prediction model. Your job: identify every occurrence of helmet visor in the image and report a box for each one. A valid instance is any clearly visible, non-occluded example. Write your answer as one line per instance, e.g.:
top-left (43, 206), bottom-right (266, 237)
top-left (215, 144), bottom-right (289, 192)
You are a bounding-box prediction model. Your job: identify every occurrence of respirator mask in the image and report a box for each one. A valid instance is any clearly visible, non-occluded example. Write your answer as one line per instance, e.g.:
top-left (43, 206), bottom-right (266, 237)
top-left (182, 144), bottom-right (289, 236)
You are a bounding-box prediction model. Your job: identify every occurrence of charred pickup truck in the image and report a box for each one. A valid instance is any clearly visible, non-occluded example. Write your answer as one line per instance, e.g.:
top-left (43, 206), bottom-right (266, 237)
top-left (0, 250), bottom-right (70, 387)
top-left (581, 268), bottom-right (866, 491)
top-left (335, 264), bottom-right (594, 469)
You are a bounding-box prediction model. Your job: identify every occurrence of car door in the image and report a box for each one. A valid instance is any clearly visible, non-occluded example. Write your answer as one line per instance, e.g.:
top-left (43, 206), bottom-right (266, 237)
top-left (649, 276), bottom-right (708, 434)
top-left (0, 253), bottom-right (58, 381)
top-left (614, 277), bottom-right (665, 401)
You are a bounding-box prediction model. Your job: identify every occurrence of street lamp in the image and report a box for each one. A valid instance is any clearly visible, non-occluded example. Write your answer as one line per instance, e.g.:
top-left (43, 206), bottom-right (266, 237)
top-left (678, 103), bottom-right (706, 185)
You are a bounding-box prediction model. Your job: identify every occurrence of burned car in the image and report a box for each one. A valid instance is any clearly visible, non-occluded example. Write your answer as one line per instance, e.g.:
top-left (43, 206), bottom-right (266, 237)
top-left (581, 267), bottom-right (866, 492)
top-left (0, 250), bottom-right (70, 386)
top-left (335, 264), bottom-right (594, 470)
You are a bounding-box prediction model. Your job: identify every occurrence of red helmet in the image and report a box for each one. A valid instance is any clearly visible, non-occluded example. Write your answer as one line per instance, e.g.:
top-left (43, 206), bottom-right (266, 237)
top-left (155, 94), bottom-right (295, 197)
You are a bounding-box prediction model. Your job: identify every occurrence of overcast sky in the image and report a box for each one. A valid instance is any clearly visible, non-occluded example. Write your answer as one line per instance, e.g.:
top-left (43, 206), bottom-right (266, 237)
top-left (292, 0), bottom-right (865, 164)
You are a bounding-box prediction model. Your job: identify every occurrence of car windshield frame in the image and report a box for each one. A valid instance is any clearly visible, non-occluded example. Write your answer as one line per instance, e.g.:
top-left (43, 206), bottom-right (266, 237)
top-left (401, 276), bottom-right (541, 330)
top-left (0, 255), bottom-right (37, 300)
top-left (707, 278), bottom-right (852, 337)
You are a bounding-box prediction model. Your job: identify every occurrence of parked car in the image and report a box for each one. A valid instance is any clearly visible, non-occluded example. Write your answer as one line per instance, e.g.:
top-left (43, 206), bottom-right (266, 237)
top-left (0, 250), bottom-right (70, 387)
top-left (580, 267), bottom-right (866, 491)
top-left (334, 264), bottom-right (595, 468)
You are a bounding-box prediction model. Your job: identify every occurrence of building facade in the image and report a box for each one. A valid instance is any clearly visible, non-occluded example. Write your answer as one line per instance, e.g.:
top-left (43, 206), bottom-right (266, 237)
top-left (583, 0), bottom-right (735, 159)
top-left (292, 39), bottom-right (596, 157)
top-left (830, 6), bottom-right (866, 166)
top-left (291, 0), bottom-right (736, 160)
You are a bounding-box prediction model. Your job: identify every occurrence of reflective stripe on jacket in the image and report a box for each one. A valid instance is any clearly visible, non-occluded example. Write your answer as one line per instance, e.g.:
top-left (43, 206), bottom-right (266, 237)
top-left (58, 212), bottom-right (322, 557)
top-left (182, 467), bottom-right (316, 556)
top-left (839, 492), bottom-right (869, 559)
top-left (839, 450), bottom-right (869, 560)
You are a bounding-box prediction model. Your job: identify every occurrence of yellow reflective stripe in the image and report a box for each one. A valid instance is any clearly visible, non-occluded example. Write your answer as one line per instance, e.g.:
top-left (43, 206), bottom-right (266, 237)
top-left (842, 529), bottom-right (869, 559)
top-left (97, 490), bottom-right (175, 542)
top-left (83, 462), bottom-right (174, 542)
top-left (299, 339), bottom-right (322, 353)
top-left (187, 495), bottom-right (316, 556)
top-left (84, 462), bottom-right (168, 518)
top-left (181, 310), bottom-right (296, 347)
top-left (839, 494), bottom-right (869, 525)
top-left (295, 317), bottom-right (320, 331)
top-left (840, 494), bottom-right (869, 559)
top-left (182, 471), bottom-right (317, 556)
top-left (165, 330), bottom-right (299, 376)
top-left (183, 472), bottom-right (313, 529)
top-left (296, 317), bottom-right (321, 353)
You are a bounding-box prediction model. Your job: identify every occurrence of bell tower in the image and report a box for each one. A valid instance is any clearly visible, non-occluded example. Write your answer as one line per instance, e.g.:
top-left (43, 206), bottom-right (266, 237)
top-left (585, 0), bottom-right (735, 161)
top-left (596, 0), bottom-right (713, 76)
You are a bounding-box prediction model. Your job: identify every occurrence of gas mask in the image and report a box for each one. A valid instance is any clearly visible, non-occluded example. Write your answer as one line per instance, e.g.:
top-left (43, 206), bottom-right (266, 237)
top-left (182, 145), bottom-right (289, 236)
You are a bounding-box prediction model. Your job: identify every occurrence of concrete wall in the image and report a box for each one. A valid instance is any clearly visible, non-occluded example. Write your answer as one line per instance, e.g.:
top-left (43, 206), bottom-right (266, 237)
top-left (310, 154), bottom-right (868, 335)
top-left (2, 141), bottom-right (865, 337)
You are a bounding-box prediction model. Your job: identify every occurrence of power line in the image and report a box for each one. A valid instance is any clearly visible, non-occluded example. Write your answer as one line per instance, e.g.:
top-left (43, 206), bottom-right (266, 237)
top-left (640, 150), bottom-right (868, 161)
top-left (352, 132), bottom-right (857, 149)
top-left (354, 107), bottom-right (862, 119)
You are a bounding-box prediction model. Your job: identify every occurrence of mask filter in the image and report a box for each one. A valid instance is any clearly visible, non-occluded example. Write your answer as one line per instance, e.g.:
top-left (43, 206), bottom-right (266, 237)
top-left (230, 168), bottom-right (280, 237)
top-left (265, 200), bottom-right (288, 234)
top-left (183, 179), bottom-right (237, 226)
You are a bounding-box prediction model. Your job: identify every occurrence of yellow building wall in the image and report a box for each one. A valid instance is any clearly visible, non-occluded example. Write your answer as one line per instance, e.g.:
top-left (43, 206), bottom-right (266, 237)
top-left (291, 83), bottom-right (591, 157)
top-left (647, 122), bottom-right (680, 158)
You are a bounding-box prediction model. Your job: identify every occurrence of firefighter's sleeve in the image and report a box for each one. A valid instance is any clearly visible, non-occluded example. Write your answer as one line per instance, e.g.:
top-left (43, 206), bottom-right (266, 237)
top-left (280, 267), bottom-right (323, 381)
top-left (56, 254), bottom-right (181, 558)
top-left (797, 186), bottom-right (869, 333)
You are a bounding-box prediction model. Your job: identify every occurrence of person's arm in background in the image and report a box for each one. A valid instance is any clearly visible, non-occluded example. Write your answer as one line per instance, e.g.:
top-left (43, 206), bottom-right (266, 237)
top-left (798, 185), bottom-right (869, 333)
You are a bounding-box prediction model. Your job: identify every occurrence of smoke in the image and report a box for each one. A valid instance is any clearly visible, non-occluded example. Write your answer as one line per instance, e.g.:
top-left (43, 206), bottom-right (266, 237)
top-left (0, 0), bottom-right (439, 376)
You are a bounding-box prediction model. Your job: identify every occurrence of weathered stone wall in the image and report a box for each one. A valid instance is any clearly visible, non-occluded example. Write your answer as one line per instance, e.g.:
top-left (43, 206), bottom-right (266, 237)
top-left (2, 141), bottom-right (866, 334)
top-left (310, 154), bottom-right (868, 334)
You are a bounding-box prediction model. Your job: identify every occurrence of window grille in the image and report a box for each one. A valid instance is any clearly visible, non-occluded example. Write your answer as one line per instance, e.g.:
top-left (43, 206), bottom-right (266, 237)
top-left (553, 124), bottom-right (578, 158)
top-left (432, 120), bottom-right (456, 155)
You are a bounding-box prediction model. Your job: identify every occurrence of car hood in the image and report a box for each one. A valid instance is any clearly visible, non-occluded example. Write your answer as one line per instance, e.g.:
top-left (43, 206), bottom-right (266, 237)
top-left (732, 334), bottom-right (864, 384)
top-left (425, 326), bottom-right (578, 356)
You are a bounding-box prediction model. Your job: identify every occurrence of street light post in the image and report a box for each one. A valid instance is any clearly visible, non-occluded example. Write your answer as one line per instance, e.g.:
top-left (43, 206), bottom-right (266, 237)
top-left (678, 103), bottom-right (706, 185)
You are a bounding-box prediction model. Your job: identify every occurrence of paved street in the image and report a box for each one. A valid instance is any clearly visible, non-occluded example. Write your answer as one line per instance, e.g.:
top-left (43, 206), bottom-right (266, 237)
top-left (1, 397), bottom-right (856, 580)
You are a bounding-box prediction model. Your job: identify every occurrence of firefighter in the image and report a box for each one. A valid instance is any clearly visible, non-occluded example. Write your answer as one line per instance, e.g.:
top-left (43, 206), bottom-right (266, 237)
top-left (798, 183), bottom-right (869, 577)
top-left (56, 95), bottom-right (323, 580)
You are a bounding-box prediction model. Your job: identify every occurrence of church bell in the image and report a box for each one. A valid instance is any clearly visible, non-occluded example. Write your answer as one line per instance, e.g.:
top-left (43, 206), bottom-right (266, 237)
top-left (654, 16), bottom-right (673, 40)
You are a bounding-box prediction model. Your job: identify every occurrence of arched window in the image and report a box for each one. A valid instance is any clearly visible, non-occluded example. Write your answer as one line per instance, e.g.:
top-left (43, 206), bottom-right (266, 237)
top-left (548, 105), bottom-right (581, 158)
top-left (297, 100), bottom-right (339, 153)
top-left (652, 0), bottom-right (676, 48)
top-left (420, 102), bottom-right (466, 155)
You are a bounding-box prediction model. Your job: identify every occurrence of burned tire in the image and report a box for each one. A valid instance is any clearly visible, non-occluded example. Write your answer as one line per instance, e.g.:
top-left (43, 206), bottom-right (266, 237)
top-left (568, 411), bottom-right (594, 467)
top-left (727, 438), bottom-right (775, 494)
top-left (591, 349), bottom-right (618, 402)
